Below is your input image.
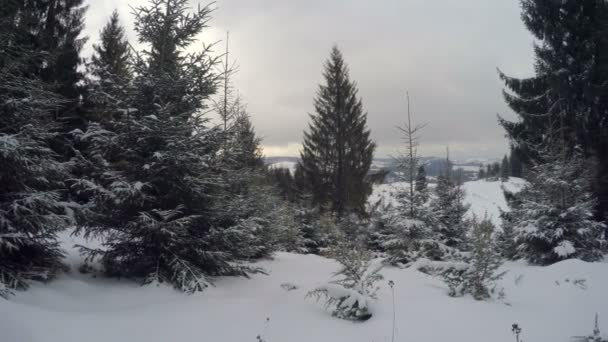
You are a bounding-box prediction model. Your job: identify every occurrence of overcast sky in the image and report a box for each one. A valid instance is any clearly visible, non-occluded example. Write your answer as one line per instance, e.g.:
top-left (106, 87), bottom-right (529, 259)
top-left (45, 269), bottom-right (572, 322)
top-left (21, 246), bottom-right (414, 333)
top-left (83, 0), bottom-right (535, 160)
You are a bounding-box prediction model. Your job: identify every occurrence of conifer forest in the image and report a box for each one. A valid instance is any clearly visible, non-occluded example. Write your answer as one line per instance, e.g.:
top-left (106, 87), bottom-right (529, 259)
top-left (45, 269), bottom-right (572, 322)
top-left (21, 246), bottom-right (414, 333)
top-left (1, 1), bottom-right (608, 341)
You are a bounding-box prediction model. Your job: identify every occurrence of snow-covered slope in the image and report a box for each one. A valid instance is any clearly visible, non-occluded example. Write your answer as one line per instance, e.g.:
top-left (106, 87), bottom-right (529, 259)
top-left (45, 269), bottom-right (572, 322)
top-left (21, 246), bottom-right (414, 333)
top-left (1, 231), bottom-right (606, 342)
top-left (462, 178), bottom-right (527, 227)
top-left (369, 177), bottom-right (527, 227)
top-left (268, 161), bottom-right (297, 174)
top-left (2, 177), bottom-right (606, 342)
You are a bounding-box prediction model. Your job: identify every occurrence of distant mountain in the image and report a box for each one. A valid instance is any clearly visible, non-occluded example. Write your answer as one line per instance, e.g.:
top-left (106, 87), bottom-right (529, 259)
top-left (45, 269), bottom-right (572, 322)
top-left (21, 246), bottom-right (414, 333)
top-left (265, 155), bottom-right (492, 181)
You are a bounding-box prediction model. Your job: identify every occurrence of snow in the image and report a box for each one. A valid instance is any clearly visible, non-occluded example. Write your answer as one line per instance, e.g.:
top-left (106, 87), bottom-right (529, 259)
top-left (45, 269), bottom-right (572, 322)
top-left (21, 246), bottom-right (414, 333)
top-left (462, 177), bottom-right (527, 227)
top-left (555, 240), bottom-right (576, 257)
top-left (369, 177), bottom-right (527, 228)
top-left (1, 177), bottom-right (606, 342)
top-left (268, 161), bottom-right (297, 174)
top-left (1, 231), bottom-right (607, 342)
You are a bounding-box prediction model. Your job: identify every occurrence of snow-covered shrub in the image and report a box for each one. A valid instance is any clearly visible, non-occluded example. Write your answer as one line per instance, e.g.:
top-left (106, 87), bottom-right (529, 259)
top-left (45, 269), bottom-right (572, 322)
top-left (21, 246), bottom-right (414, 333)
top-left (440, 216), bottom-right (506, 300)
top-left (307, 241), bottom-right (383, 321)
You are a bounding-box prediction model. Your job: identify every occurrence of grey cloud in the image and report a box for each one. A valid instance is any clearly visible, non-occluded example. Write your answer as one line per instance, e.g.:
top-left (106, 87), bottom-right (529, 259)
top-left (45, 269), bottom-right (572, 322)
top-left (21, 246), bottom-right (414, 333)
top-left (83, 0), bottom-right (535, 159)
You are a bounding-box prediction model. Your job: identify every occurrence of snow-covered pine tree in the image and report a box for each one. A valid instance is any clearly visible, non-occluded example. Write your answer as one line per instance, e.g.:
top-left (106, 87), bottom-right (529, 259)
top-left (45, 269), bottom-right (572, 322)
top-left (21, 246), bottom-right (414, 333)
top-left (442, 215), bottom-right (505, 300)
top-left (415, 165), bottom-right (429, 202)
top-left (509, 147), bottom-right (523, 178)
top-left (307, 239), bottom-right (383, 321)
top-left (0, 9), bottom-right (74, 296)
top-left (497, 189), bottom-right (520, 260)
top-left (378, 93), bottom-right (442, 264)
top-left (75, 0), bottom-right (262, 293)
top-left (213, 105), bottom-right (288, 260)
top-left (85, 10), bottom-right (131, 122)
top-left (511, 149), bottom-right (605, 265)
top-left (499, 0), bottom-right (608, 225)
top-left (298, 46), bottom-right (376, 217)
top-left (467, 216), bottom-right (505, 300)
top-left (14, 0), bottom-right (88, 129)
top-left (500, 155), bottom-right (510, 182)
top-left (430, 152), bottom-right (470, 252)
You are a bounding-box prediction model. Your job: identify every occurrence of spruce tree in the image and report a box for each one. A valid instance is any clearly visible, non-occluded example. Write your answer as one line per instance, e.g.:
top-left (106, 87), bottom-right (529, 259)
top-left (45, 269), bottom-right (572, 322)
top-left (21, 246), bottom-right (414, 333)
top-left (466, 216), bottom-right (505, 300)
top-left (298, 46), bottom-right (376, 216)
top-left (509, 147), bottom-right (524, 178)
top-left (510, 149), bottom-right (605, 265)
top-left (499, 0), bottom-right (608, 223)
top-left (430, 152), bottom-right (470, 251)
top-left (500, 155), bottom-right (510, 182)
top-left (415, 165), bottom-right (429, 202)
top-left (86, 10), bottom-right (131, 122)
top-left (377, 94), bottom-right (441, 264)
top-left (15, 0), bottom-right (88, 127)
top-left (74, 0), bottom-right (260, 292)
top-left (90, 10), bottom-right (130, 81)
top-left (478, 166), bottom-right (486, 180)
top-left (0, 7), bottom-right (73, 296)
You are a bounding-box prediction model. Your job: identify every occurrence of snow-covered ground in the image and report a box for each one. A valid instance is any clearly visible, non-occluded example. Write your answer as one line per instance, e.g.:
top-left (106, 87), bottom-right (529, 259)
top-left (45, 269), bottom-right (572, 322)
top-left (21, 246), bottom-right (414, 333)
top-left (462, 178), bottom-right (527, 227)
top-left (268, 161), bottom-right (297, 174)
top-left (369, 177), bottom-right (527, 227)
top-left (1, 177), bottom-right (606, 342)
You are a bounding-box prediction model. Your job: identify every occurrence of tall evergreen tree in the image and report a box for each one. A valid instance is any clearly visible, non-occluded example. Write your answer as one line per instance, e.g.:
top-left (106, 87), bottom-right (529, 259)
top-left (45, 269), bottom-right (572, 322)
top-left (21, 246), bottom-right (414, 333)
top-left (74, 0), bottom-right (264, 293)
top-left (509, 146), bottom-right (524, 178)
top-left (0, 5), bottom-right (74, 296)
top-left (374, 94), bottom-right (442, 264)
top-left (86, 10), bottom-right (131, 122)
top-left (15, 0), bottom-right (88, 127)
top-left (90, 10), bottom-right (130, 81)
top-left (298, 46), bottom-right (376, 216)
top-left (500, 155), bottom-right (510, 181)
top-left (498, 0), bottom-right (608, 223)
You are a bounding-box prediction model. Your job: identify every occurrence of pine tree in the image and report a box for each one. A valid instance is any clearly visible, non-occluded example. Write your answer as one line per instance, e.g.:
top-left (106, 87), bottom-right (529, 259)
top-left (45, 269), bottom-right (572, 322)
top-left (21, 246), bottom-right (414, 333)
top-left (500, 155), bottom-right (510, 182)
top-left (509, 147), bottom-right (524, 178)
top-left (86, 10), bottom-right (131, 122)
top-left (467, 216), bottom-right (505, 300)
top-left (430, 151), bottom-right (470, 251)
top-left (499, 0), bottom-right (608, 224)
top-left (415, 165), bottom-right (429, 202)
top-left (0, 7), bottom-right (74, 296)
top-left (230, 100), bottom-right (265, 169)
top-left (442, 216), bottom-right (505, 300)
top-left (298, 46), bottom-right (376, 216)
top-left (306, 239), bottom-right (383, 321)
top-left (15, 0), bottom-right (88, 127)
top-left (90, 10), bottom-right (130, 81)
top-left (497, 197), bottom-right (519, 260)
top-left (74, 0), bottom-right (262, 293)
top-left (378, 94), bottom-right (441, 264)
top-left (478, 166), bottom-right (486, 180)
top-left (268, 167), bottom-right (297, 202)
top-left (510, 149), bottom-right (605, 265)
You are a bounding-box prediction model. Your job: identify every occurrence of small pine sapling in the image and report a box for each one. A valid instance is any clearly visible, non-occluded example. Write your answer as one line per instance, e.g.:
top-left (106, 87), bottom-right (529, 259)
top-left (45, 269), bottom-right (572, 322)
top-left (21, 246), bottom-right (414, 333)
top-left (442, 215), bottom-right (506, 300)
top-left (573, 314), bottom-right (608, 342)
top-left (512, 323), bottom-right (522, 342)
top-left (307, 241), bottom-right (383, 321)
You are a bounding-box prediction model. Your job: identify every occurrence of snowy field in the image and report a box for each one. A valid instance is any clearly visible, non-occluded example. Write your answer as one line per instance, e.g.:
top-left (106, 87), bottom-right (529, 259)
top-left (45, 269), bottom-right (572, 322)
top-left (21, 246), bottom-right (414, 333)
top-left (1, 178), bottom-right (607, 342)
top-left (369, 178), bottom-right (527, 227)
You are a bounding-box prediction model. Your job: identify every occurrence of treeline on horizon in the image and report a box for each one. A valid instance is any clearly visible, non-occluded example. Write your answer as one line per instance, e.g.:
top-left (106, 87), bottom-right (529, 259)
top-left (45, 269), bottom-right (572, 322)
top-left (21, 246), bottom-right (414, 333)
top-left (0, 0), bottom-right (607, 297)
